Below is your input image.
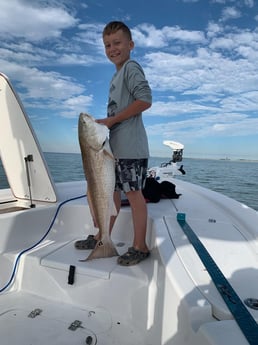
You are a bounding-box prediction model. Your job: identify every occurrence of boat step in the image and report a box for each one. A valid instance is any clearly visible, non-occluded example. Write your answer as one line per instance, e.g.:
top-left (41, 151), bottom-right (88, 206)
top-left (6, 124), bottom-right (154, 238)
top-left (40, 240), bottom-right (128, 280)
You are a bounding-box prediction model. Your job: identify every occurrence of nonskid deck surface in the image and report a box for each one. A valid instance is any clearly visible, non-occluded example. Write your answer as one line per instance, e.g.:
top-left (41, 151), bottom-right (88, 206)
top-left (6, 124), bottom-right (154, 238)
top-left (7, 235), bottom-right (155, 289)
top-left (0, 238), bottom-right (156, 345)
top-left (0, 292), bottom-right (145, 345)
top-left (41, 239), bottom-right (135, 279)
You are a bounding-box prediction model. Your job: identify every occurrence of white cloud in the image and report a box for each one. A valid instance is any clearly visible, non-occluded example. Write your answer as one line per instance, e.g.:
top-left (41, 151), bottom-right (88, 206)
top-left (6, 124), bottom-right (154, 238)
top-left (244, 0), bottom-right (254, 8)
top-left (146, 110), bottom-right (258, 140)
top-left (211, 0), bottom-right (254, 7)
top-left (77, 23), bottom-right (104, 46)
top-left (0, 44), bottom-right (57, 66)
top-left (220, 7), bottom-right (242, 22)
top-left (132, 24), bottom-right (205, 48)
top-left (0, 60), bottom-right (87, 107)
top-left (58, 53), bottom-right (103, 65)
top-left (0, 0), bottom-right (78, 41)
top-left (60, 95), bottom-right (94, 118)
top-left (142, 23), bottom-right (258, 102)
top-left (146, 101), bottom-right (217, 117)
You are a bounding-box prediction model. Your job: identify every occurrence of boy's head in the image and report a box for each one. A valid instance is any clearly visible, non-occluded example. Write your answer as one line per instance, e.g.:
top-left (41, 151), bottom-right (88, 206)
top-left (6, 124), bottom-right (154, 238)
top-left (102, 21), bottom-right (134, 70)
top-left (102, 21), bottom-right (132, 41)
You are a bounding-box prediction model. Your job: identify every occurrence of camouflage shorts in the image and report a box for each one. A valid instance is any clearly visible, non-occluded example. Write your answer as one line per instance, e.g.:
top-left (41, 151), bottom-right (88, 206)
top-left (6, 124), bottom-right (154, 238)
top-left (115, 158), bottom-right (148, 193)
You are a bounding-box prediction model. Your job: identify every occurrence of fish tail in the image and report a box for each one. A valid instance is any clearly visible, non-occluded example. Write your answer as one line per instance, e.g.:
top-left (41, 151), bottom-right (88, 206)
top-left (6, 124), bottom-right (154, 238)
top-left (82, 239), bottom-right (119, 261)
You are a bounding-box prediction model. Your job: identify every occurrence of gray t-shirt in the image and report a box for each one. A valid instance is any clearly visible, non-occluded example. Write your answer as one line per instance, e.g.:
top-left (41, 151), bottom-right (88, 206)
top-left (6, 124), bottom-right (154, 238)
top-left (107, 59), bottom-right (152, 159)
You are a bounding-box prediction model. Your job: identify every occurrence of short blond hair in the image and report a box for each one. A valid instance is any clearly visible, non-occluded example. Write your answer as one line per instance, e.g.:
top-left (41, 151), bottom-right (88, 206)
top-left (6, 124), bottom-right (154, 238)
top-left (102, 21), bottom-right (132, 40)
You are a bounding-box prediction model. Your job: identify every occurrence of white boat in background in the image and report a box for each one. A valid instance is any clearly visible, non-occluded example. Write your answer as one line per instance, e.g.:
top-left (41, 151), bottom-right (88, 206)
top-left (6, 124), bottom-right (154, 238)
top-left (148, 140), bottom-right (186, 179)
top-left (0, 72), bottom-right (258, 345)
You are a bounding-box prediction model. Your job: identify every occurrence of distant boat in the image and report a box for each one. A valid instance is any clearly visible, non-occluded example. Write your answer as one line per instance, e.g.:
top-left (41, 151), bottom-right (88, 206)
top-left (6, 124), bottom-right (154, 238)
top-left (1, 72), bottom-right (258, 345)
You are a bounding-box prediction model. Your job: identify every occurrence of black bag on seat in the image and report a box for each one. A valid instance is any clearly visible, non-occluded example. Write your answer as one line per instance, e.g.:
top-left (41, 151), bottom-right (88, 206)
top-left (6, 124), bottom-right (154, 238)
top-left (142, 177), bottom-right (161, 203)
top-left (160, 180), bottom-right (181, 199)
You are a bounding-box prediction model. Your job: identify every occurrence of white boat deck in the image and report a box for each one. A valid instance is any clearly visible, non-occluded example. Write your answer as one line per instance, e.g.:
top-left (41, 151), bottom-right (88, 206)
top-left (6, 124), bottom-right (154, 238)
top-left (0, 190), bottom-right (161, 344)
top-left (0, 179), bottom-right (257, 344)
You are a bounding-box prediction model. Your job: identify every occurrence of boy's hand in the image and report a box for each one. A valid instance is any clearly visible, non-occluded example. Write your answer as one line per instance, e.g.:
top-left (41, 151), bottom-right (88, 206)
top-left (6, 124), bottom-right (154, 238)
top-left (96, 117), bottom-right (115, 128)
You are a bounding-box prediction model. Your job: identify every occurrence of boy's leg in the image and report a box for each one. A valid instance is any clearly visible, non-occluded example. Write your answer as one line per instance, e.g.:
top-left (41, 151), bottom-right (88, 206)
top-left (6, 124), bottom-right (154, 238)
top-left (126, 190), bottom-right (149, 253)
top-left (117, 188), bottom-right (150, 265)
top-left (116, 158), bottom-right (150, 265)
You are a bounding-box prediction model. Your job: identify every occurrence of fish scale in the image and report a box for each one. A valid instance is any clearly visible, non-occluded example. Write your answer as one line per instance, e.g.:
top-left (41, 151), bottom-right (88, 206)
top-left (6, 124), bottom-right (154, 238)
top-left (78, 113), bottom-right (118, 261)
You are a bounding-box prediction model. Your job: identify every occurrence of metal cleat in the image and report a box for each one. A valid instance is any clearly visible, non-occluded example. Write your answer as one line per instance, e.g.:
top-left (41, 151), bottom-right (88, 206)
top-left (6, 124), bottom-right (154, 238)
top-left (28, 308), bottom-right (43, 318)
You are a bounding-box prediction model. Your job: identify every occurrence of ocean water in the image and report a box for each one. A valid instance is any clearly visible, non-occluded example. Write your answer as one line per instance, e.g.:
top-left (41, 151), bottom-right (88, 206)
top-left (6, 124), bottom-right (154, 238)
top-left (1, 152), bottom-right (257, 211)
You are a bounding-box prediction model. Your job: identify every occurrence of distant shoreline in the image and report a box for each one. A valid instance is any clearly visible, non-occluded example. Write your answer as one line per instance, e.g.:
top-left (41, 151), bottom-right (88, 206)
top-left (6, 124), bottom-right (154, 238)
top-left (43, 152), bottom-right (258, 163)
top-left (183, 157), bottom-right (258, 163)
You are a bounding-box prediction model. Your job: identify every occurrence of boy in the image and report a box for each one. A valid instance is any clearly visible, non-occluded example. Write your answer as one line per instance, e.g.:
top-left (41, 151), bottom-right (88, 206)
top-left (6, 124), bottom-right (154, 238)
top-left (75, 21), bottom-right (152, 265)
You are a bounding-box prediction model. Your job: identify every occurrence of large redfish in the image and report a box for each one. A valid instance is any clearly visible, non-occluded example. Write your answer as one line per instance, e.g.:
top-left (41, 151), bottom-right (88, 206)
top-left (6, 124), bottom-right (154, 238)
top-left (78, 113), bottom-right (118, 261)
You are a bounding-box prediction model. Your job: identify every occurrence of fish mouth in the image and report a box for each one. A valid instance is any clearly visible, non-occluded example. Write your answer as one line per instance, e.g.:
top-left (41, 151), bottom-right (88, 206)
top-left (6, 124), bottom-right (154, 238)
top-left (78, 112), bottom-right (110, 152)
top-left (80, 113), bottom-right (92, 124)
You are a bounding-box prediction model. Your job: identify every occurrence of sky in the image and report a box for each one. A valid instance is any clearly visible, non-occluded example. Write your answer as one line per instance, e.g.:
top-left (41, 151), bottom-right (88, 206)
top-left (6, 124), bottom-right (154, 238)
top-left (0, 0), bottom-right (258, 160)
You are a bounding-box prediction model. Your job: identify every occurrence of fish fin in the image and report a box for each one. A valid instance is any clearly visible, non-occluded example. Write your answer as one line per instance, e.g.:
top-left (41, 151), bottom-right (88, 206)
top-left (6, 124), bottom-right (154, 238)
top-left (103, 140), bottom-right (114, 160)
top-left (80, 239), bottom-right (119, 261)
top-left (87, 189), bottom-right (98, 227)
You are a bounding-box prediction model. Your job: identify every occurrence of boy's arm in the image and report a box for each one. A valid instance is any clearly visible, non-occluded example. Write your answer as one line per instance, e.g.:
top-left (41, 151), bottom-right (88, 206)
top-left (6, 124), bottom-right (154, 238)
top-left (96, 99), bottom-right (151, 128)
